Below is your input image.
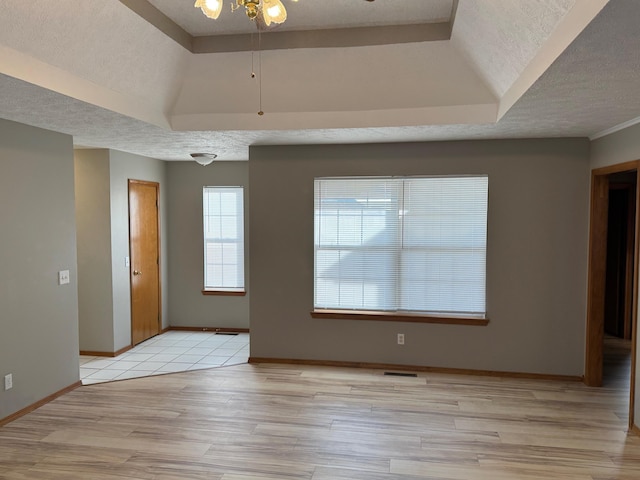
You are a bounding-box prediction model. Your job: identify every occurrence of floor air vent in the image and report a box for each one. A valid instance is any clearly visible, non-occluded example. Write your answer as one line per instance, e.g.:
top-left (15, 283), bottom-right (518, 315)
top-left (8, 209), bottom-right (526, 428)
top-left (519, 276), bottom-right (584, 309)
top-left (384, 372), bottom-right (418, 378)
top-left (215, 332), bottom-right (239, 336)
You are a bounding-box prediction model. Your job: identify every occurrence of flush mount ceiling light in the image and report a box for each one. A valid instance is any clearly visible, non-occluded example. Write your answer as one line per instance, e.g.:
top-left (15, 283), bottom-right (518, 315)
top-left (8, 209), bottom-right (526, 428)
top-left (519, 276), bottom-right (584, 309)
top-left (190, 153), bottom-right (218, 166)
top-left (195, 0), bottom-right (295, 27)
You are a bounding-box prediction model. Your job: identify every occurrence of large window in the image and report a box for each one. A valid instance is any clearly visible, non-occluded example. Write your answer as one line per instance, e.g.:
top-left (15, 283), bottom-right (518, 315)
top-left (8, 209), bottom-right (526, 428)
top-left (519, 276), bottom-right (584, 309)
top-left (203, 187), bottom-right (245, 293)
top-left (314, 176), bottom-right (488, 317)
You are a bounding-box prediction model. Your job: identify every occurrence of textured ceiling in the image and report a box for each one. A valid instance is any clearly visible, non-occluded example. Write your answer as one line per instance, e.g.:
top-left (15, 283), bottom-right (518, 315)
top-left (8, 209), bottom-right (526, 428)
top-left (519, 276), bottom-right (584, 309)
top-left (0, 0), bottom-right (637, 162)
top-left (452, 0), bottom-right (575, 98)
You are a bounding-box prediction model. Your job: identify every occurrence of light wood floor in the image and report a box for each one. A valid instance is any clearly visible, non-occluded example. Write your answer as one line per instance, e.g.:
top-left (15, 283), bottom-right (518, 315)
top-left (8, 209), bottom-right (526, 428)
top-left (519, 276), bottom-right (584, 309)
top-left (1, 351), bottom-right (639, 479)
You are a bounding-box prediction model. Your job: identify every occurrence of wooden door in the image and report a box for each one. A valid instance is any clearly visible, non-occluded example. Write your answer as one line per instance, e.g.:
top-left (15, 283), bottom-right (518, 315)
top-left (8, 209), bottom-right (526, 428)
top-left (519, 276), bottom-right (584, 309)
top-left (129, 180), bottom-right (161, 346)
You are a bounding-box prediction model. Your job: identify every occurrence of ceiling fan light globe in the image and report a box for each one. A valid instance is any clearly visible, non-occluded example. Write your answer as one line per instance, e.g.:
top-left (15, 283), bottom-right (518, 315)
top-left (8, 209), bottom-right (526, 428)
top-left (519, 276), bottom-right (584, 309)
top-left (263, 0), bottom-right (287, 25)
top-left (195, 0), bottom-right (223, 19)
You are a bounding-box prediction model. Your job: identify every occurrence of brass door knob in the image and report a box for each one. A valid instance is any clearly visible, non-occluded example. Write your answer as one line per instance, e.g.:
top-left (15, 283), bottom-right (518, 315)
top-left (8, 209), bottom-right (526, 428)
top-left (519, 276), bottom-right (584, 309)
top-left (133, 270), bottom-right (142, 276)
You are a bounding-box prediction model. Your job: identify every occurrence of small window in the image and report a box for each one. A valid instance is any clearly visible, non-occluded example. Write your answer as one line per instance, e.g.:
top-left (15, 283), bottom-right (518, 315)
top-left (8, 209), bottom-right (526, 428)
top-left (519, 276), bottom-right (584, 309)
top-left (203, 186), bottom-right (245, 293)
top-left (314, 175), bottom-right (488, 318)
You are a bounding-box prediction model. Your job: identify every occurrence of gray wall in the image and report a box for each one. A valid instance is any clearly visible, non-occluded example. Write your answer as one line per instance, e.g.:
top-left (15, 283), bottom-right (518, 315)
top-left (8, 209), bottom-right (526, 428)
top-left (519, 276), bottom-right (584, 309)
top-left (75, 149), bottom-right (114, 352)
top-left (591, 123), bottom-right (640, 170)
top-left (74, 149), bottom-right (168, 354)
top-left (0, 119), bottom-right (79, 420)
top-left (249, 139), bottom-right (591, 376)
top-left (591, 125), bottom-right (640, 429)
top-left (167, 161), bottom-right (249, 328)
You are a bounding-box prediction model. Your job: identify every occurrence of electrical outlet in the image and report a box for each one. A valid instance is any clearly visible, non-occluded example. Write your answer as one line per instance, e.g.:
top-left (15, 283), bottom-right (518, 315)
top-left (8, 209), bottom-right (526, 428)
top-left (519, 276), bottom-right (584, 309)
top-left (397, 333), bottom-right (405, 345)
top-left (4, 373), bottom-right (12, 390)
top-left (58, 270), bottom-right (70, 285)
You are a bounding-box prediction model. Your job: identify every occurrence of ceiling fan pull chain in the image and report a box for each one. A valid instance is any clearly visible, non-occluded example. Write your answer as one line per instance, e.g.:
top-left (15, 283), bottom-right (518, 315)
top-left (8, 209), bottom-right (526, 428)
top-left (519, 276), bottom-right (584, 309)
top-left (258, 28), bottom-right (264, 116)
top-left (250, 30), bottom-right (256, 79)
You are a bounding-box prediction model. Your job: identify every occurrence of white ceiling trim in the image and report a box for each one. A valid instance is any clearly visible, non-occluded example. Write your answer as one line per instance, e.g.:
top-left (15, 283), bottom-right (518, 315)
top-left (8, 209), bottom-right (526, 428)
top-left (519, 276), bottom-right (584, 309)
top-left (590, 114), bottom-right (640, 141)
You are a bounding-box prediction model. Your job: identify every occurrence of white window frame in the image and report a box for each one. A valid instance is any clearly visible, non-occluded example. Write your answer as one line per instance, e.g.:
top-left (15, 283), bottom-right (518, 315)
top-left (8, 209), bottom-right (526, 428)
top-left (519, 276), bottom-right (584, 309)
top-left (203, 186), bottom-right (245, 294)
top-left (313, 175), bottom-right (488, 322)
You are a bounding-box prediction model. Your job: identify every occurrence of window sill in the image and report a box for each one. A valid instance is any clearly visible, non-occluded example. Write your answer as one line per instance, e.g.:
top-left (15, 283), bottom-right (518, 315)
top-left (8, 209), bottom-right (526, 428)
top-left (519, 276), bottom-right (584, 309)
top-left (310, 309), bottom-right (489, 326)
top-left (202, 290), bottom-right (246, 296)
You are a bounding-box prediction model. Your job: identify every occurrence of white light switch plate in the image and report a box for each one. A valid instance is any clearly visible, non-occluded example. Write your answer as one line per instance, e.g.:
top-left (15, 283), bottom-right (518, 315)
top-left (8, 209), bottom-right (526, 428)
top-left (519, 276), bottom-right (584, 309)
top-left (4, 374), bottom-right (12, 390)
top-left (58, 270), bottom-right (70, 285)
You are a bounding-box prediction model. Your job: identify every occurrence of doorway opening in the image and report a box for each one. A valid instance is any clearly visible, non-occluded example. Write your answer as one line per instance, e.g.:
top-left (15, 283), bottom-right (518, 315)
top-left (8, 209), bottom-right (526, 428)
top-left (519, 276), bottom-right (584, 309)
top-left (604, 172), bottom-right (636, 342)
top-left (585, 161), bottom-right (639, 429)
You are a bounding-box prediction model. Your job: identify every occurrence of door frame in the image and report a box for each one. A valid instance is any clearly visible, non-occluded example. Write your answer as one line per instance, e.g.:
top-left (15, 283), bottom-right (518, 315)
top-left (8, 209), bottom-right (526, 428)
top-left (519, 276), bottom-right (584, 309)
top-left (128, 179), bottom-right (162, 346)
top-left (585, 160), bottom-right (639, 429)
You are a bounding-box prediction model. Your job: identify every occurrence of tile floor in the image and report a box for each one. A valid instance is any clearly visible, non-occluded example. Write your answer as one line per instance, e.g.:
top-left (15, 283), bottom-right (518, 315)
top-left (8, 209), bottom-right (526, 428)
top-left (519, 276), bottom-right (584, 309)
top-left (79, 331), bottom-right (249, 385)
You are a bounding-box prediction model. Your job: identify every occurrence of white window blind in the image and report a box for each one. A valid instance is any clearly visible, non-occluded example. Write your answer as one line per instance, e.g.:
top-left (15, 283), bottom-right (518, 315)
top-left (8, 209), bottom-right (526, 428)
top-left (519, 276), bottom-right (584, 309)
top-left (203, 187), bottom-right (245, 291)
top-left (314, 176), bottom-right (488, 317)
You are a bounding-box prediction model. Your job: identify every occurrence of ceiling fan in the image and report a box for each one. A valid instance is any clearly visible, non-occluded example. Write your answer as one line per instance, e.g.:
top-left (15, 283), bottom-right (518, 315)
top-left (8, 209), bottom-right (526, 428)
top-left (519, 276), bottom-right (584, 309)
top-left (195, 0), bottom-right (377, 28)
